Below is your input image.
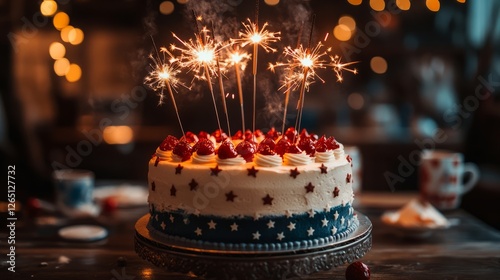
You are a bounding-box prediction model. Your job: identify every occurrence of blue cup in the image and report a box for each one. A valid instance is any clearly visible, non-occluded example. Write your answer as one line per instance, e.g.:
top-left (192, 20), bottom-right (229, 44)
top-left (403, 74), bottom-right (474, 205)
top-left (53, 169), bottom-right (95, 216)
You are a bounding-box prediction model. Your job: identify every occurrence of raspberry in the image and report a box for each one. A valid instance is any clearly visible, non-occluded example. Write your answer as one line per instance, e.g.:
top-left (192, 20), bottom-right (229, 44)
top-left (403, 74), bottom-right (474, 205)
top-left (275, 136), bottom-right (290, 157)
top-left (284, 127), bottom-right (297, 142)
top-left (194, 139), bottom-right (215, 155)
top-left (315, 136), bottom-right (328, 152)
top-left (298, 136), bottom-right (316, 156)
top-left (326, 136), bottom-right (340, 150)
top-left (236, 140), bottom-right (256, 162)
top-left (232, 130), bottom-right (244, 140)
top-left (286, 144), bottom-right (302, 154)
top-left (159, 135), bottom-right (178, 151)
top-left (345, 261), bottom-right (370, 280)
top-left (258, 144), bottom-right (276, 155)
top-left (172, 140), bottom-right (193, 161)
top-left (217, 140), bottom-right (238, 159)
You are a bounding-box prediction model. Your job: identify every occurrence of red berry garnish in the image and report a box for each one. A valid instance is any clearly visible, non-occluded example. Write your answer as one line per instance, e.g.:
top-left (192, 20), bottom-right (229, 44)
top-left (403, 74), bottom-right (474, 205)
top-left (266, 127), bottom-right (281, 140)
top-left (244, 130), bottom-right (254, 142)
top-left (198, 131), bottom-right (210, 140)
top-left (260, 137), bottom-right (276, 149)
top-left (217, 140), bottom-right (238, 159)
top-left (286, 144), bottom-right (302, 154)
top-left (232, 130), bottom-right (243, 140)
top-left (194, 139), bottom-right (215, 155)
top-left (258, 144), bottom-right (276, 155)
top-left (236, 140), bottom-right (256, 162)
top-left (326, 136), bottom-right (340, 150)
top-left (254, 129), bottom-right (263, 138)
top-left (345, 261), bottom-right (370, 280)
top-left (285, 127), bottom-right (297, 142)
top-left (299, 128), bottom-right (309, 138)
top-left (212, 129), bottom-right (228, 143)
top-left (298, 136), bottom-right (316, 156)
top-left (315, 136), bottom-right (328, 152)
top-left (173, 140), bottom-right (193, 161)
top-left (181, 131), bottom-right (198, 143)
top-left (275, 136), bottom-right (290, 157)
top-left (159, 135), bottom-right (178, 151)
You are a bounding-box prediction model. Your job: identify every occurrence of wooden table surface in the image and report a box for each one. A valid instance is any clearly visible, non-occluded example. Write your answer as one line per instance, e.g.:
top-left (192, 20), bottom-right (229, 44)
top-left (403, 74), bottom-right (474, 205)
top-left (2, 192), bottom-right (500, 279)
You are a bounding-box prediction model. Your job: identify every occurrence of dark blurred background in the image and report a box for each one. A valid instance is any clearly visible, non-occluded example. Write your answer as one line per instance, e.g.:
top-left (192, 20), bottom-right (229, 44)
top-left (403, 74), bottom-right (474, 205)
top-left (1, 0), bottom-right (499, 228)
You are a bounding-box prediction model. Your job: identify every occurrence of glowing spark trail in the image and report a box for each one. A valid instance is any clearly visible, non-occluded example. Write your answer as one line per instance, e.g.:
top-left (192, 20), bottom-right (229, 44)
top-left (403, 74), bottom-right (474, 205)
top-left (144, 45), bottom-right (187, 138)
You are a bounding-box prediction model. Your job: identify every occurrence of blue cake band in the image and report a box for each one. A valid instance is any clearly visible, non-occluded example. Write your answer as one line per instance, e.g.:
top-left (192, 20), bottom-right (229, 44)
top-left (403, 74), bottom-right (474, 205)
top-left (149, 204), bottom-right (355, 246)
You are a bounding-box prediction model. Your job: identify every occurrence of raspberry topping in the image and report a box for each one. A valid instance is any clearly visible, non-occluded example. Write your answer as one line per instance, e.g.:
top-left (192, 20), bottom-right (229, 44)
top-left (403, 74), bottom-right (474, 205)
top-left (236, 140), bottom-right (256, 162)
top-left (260, 137), bottom-right (276, 150)
top-left (345, 261), bottom-right (371, 280)
top-left (217, 140), bottom-right (238, 159)
top-left (198, 131), bottom-right (210, 139)
top-left (172, 140), bottom-right (193, 161)
top-left (257, 144), bottom-right (276, 155)
top-left (232, 130), bottom-right (243, 140)
top-left (275, 136), bottom-right (291, 157)
top-left (284, 127), bottom-right (297, 142)
top-left (212, 129), bottom-right (228, 143)
top-left (181, 131), bottom-right (198, 143)
top-left (159, 135), bottom-right (179, 151)
top-left (286, 144), bottom-right (302, 154)
top-left (266, 127), bottom-right (281, 140)
top-left (298, 136), bottom-right (316, 156)
top-left (194, 138), bottom-right (215, 155)
top-left (315, 136), bottom-right (328, 152)
top-left (326, 136), bottom-right (340, 150)
top-left (244, 130), bottom-right (254, 142)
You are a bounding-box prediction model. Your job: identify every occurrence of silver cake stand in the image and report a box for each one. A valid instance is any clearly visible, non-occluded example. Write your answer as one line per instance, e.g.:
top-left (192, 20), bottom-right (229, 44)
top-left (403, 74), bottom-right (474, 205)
top-left (134, 212), bottom-right (372, 280)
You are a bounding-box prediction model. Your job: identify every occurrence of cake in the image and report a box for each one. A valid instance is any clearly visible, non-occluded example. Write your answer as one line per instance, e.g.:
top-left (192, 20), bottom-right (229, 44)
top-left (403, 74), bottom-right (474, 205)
top-left (147, 128), bottom-right (358, 250)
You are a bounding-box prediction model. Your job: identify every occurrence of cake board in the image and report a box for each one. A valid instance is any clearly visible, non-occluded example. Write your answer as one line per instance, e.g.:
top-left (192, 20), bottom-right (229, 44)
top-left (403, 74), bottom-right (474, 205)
top-left (134, 212), bottom-right (372, 279)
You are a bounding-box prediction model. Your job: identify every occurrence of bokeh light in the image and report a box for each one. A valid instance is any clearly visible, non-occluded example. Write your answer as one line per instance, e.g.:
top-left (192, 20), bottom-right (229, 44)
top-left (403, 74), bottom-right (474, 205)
top-left (40, 0), bottom-right (58, 17)
top-left (334, 24), bottom-right (352, 41)
top-left (348, 0), bottom-right (362, 5)
top-left (53, 12), bottom-right (70, 30)
top-left (396, 0), bottom-right (411, 11)
top-left (103, 126), bottom-right (134, 145)
top-left (177, 0), bottom-right (189, 4)
top-left (159, 1), bottom-right (175, 15)
top-left (370, 56), bottom-right (388, 74)
top-left (265, 0), bottom-right (280, 6)
top-left (339, 15), bottom-right (356, 32)
top-left (60, 25), bottom-right (74, 42)
top-left (370, 0), bottom-right (385, 11)
top-left (54, 58), bottom-right (70, 76)
top-left (426, 0), bottom-right (440, 12)
top-left (348, 93), bottom-right (365, 110)
top-left (49, 42), bottom-right (66, 60)
top-left (68, 28), bottom-right (84, 45)
top-left (65, 64), bottom-right (82, 82)
top-left (457, 0), bottom-right (466, 3)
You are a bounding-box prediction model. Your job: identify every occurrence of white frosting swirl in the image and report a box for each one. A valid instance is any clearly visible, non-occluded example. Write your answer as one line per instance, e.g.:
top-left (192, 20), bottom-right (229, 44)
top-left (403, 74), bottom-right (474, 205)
top-left (216, 156), bottom-right (246, 165)
top-left (283, 151), bottom-right (313, 166)
top-left (192, 152), bottom-right (216, 164)
top-left (334, 143), bottom-right (345, 160)
top-left (315, 151), bottom-right (335, 163)
top-left (254, 153), bottom-right (282, 167)
top-left (155, 148), bottom-right (172, 161)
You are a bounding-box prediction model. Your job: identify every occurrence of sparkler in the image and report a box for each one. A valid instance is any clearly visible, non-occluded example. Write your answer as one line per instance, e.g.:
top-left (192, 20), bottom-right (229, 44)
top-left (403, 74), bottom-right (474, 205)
top-left (234, 17), bottom-right (280, 135)
top-left (224, 46), bottom-right (251, 134)
top-left (144, 44), bottom-right (187, 138)
top-left (170, 25), bottom-right (223, 132)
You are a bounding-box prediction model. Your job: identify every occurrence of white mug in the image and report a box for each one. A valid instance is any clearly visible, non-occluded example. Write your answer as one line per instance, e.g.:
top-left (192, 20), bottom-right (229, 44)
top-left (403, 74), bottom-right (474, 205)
top-left (419, 150), bottom-right (479, 210)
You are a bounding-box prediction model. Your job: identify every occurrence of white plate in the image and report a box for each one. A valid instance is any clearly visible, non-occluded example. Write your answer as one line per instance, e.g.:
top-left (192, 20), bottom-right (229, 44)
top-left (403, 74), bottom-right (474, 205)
top-left (58, 225), bottom-right (108, 241)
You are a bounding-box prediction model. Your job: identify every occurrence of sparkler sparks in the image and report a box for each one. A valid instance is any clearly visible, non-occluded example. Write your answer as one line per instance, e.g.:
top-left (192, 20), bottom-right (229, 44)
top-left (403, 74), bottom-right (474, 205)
top-left (328, 54), bottom-right (358, 82)
top-left (234, 18), bottom-right (281, 53)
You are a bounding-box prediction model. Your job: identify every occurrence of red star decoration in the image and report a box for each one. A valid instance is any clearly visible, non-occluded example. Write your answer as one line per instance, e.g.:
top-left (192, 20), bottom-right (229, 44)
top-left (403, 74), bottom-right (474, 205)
top-left (262, 194), bottom-right (274, 205)
top-left (210, 165), bottom-right (222, 176)
top-left (346, 155), bottom-right (352, 163)
top-left (151, 181), bottom-right (156, 191)
top-left (290, 168), bottom-right (300, 179)
top-left (225, 191), bottom-right (237, 202)
top-left (319, 164), bottom-right (328, 174)
top-left (430, 159), bottom-right (440, 168)
top-left (346, 173), bottom-right (352, 183)
top-left (247, 166), bottom-right (259, 177)
top-left (453, 158), bottom-right (460, 168)
top-left (305, 182), bottom-right (315, 193)
top-left (189, 179), bottom-right (198, 191)
top-left (333, 187), bottom-right (340, 198)
top-left (175, 164), bottom-right (183, 174)
top-left (154, 157), bottom-right (161, 167)
top-left (170, 185), bottom-right (177, 196)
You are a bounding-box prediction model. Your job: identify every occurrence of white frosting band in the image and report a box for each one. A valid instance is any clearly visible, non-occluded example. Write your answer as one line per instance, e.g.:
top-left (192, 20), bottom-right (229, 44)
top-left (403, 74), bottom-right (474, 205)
top-left (192, 152), bottom-right (216, 164)
top-left (156, 148), bottom-right (172, 161)
top-left (216, 156), bottom-right (246, 165)
top-left (254, 153), bottom-right (283, 167)
top-left (315, 151), bottom-right (335, 163)
top-left (283, 152), bottom-right (313, 166)
top-left (334, 143), bottom-right (345, 160)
